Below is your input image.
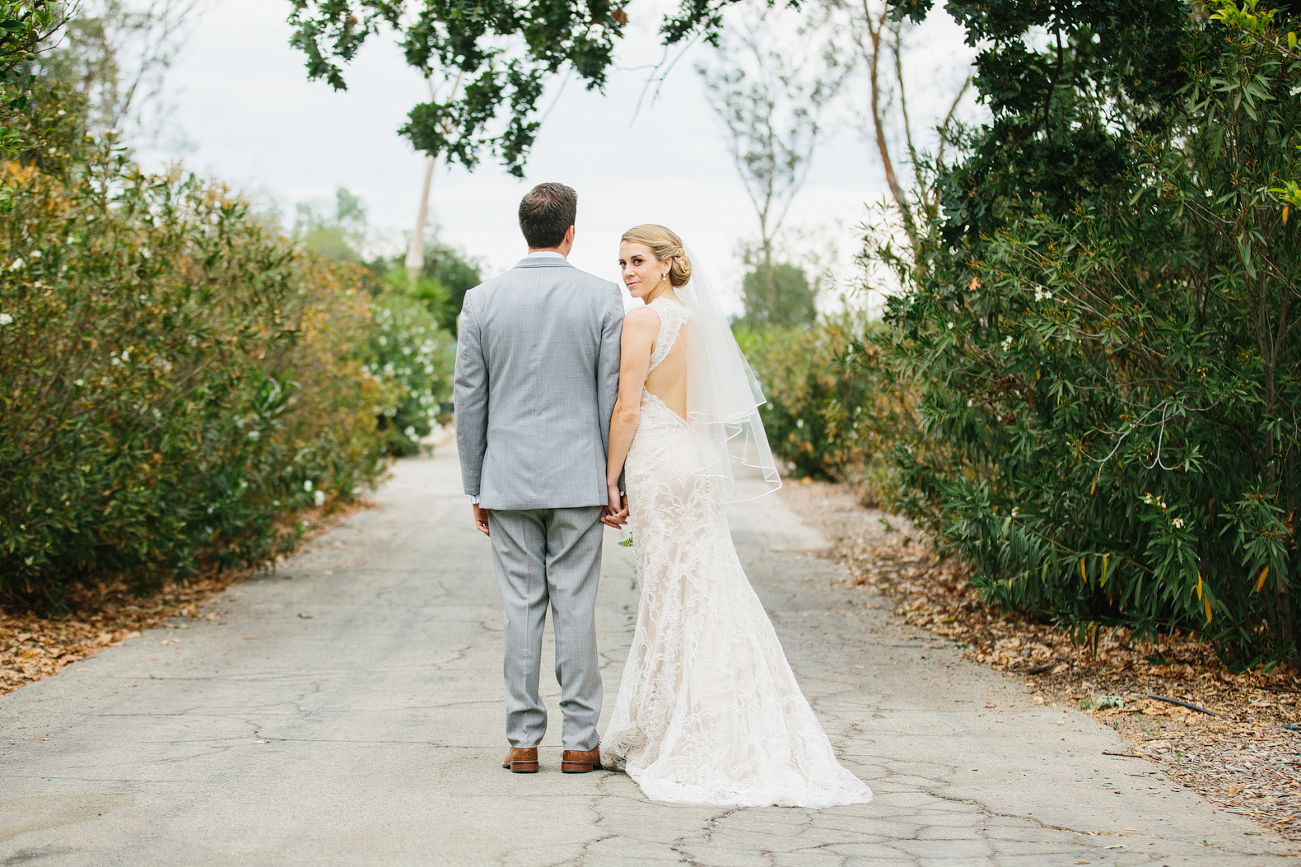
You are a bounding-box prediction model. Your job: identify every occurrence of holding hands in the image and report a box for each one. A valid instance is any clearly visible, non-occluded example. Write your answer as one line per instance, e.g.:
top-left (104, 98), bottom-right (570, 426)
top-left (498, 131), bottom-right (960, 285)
top-left (602, 481), bottom-right (629, 529)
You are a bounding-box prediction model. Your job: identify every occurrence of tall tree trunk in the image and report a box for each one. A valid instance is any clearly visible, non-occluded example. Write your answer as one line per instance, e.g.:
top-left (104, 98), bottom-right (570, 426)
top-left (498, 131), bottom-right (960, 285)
top-left (863, 1), bottom-right (916, 249)
top-left (405, 72), bottom-right (461, 286)
top-left (405, 154), bottom-right (436, 285)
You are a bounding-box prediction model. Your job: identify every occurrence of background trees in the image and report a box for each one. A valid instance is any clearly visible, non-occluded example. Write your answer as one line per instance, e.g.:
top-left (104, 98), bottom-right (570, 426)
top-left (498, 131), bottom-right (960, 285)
top-left (34, 0), bottom-right (207, 145)
top-left (697, 6), bottom-right (843, 327)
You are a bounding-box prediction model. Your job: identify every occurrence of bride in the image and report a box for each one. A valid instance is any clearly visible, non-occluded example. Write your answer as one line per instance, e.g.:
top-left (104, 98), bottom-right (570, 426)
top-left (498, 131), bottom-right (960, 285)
top-left (599, 224), bottom-right (873, 808)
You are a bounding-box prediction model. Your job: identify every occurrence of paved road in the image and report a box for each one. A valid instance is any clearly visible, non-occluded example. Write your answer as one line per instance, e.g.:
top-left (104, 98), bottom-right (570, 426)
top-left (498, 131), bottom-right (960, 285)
top-left (1, 447), bottom-right (1296, 866)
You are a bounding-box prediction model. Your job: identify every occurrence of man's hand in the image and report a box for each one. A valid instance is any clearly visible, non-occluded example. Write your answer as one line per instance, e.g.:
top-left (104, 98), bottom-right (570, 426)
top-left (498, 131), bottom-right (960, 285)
top-left (472, 503), bottom-right (490, 536)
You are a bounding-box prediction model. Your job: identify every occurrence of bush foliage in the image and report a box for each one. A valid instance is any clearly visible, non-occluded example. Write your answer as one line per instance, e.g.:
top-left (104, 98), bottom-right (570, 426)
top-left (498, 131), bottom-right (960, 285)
top-left (738, 315), bottom-right (917, 507)
top-left (367, 290), bottom-right (454, 457)
top-left (0, 82), bottom-right (451, 605)
top-left (876, 1), bottom-right (1301, 660)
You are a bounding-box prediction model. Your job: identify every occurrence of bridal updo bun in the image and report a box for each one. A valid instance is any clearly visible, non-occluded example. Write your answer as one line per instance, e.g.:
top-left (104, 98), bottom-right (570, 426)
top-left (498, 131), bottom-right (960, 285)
top-left (622, 224), bottom-right (692, 288)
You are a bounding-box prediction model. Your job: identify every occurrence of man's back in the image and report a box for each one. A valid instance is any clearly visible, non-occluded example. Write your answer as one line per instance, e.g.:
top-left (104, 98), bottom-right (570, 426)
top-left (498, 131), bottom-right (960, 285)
top-left (455, 255), bottom-right (623, 511)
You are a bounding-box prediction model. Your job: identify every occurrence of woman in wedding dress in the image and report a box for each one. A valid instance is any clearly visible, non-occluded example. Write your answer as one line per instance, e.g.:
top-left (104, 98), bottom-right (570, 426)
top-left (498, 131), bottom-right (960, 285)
top-left (599, 225), bottom-right (873, 808)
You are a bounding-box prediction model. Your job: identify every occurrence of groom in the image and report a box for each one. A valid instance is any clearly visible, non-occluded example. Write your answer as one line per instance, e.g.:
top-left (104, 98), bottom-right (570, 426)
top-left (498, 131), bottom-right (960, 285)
top-left (454, 182), bottom-right (626, 774)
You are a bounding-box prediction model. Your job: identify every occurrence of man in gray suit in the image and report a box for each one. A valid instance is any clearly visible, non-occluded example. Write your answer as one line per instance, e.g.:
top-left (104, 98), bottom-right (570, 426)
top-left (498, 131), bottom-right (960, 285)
top-left (454, 183), bottom-right (625, 775)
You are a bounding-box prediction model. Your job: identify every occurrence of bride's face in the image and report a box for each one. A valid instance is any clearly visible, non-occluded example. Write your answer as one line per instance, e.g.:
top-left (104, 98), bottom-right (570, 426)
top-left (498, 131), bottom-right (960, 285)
top-left (619, 241), bottom-right (668, 302)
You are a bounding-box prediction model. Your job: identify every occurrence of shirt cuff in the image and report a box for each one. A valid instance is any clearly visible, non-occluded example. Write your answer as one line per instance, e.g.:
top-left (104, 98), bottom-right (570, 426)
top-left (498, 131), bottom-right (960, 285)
top-left (468, 495), bottom-right (479, 505)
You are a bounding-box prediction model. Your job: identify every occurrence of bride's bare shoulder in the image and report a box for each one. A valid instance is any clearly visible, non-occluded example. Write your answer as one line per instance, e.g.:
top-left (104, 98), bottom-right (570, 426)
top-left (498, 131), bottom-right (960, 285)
top-left (622, 305), bottom-right (661, 331)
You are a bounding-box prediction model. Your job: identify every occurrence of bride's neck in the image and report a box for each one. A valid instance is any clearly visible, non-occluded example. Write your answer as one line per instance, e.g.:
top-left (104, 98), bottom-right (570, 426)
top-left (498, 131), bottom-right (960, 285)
top-left (645, 285), bottom-right (681, 305)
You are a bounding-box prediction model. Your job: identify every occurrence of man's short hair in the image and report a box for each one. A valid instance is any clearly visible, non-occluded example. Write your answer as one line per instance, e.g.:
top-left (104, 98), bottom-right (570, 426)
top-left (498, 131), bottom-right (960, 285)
top-left (518, 183), bottom-right (577, 248)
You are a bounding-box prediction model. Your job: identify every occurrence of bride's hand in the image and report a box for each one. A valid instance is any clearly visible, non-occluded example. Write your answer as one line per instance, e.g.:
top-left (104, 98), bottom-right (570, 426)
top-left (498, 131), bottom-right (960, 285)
top-left (602, 482), bottom-right (628, 528)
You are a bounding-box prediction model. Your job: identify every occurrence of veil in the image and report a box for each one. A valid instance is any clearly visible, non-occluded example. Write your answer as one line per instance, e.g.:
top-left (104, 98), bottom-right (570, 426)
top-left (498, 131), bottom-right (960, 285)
top-left (677, 245), bottom-right (782, 503)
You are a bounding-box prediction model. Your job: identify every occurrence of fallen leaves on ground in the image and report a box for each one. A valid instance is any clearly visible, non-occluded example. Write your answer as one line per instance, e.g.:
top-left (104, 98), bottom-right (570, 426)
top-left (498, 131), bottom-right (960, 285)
top-left (0, 498), bottom-right (370, 699)
top-left (780, 478), bottom-right (1301, 842)
top-left (0, 570), bottom-right (237, 696)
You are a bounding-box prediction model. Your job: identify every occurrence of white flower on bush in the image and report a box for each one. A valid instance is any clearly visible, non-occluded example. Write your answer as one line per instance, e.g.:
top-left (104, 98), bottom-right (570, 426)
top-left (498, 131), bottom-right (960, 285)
top-left (0, 313), bottom-right (12, 326)
top-left (1171, 517), bottom-right (1185, 529)
top-left (1001, 336), bottom-right (1013, 351)
top-left (303, 480), bottom-right (314, 492)
top-left (10, 258), bottom-right (23, 271)
top-left (314, 489), bottom-right (325, 507)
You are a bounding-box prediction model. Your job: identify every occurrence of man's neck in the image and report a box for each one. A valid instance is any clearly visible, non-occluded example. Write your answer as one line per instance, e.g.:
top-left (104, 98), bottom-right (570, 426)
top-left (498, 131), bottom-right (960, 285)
top-left (527, 247), bottom-right (568, 258)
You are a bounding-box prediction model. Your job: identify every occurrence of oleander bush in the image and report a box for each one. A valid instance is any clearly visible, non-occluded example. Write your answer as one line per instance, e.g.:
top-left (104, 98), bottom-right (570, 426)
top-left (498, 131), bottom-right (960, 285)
top-left (0, 82), bottom-right (401, 606)
top-left (879, 0), bottom-right (1301, 660)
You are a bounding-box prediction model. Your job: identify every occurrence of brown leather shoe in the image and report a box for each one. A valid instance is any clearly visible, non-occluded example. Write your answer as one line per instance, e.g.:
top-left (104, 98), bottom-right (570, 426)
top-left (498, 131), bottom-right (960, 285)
top-left (561, 747), bottom-right (602, 774)
top-left (502, 747), bottom-right (539, 773)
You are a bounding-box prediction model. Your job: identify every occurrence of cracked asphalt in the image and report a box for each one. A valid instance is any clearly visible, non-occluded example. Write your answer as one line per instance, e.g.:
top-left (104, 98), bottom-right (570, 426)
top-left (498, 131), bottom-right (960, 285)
top-left (1, 446), bottom-right (1297, 866)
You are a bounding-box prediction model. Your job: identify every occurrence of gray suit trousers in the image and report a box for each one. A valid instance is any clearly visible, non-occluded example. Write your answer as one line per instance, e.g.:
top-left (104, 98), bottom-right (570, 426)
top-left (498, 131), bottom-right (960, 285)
top-left (487, 506), bottom-right (604, 751)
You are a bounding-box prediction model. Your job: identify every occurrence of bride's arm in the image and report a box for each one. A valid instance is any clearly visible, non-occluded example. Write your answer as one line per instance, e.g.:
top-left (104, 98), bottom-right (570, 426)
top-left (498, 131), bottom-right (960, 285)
top-left (605, 308), bottom-right (659, 517)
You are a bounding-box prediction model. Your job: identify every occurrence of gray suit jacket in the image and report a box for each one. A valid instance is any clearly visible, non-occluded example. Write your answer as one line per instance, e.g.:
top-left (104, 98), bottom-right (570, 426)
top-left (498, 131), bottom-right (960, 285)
top-left (455, 254), bottom-right (624, 511)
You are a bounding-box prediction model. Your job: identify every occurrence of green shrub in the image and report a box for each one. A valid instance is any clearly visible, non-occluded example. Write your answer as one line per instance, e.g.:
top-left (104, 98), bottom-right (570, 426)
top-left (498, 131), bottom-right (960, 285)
top-left (738, 314), bottom-right (917, 506)
top-left (0, 82), bottom-right (397, 605)
top-left (367, 290), bottom-right (454, 457)
top-left (880, 3), bottom-right (1301, 660)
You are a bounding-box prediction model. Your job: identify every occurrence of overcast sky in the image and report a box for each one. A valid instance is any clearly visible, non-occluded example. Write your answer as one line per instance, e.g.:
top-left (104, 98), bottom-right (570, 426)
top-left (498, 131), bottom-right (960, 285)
top-left (139, 0), bottom-right (976, 313)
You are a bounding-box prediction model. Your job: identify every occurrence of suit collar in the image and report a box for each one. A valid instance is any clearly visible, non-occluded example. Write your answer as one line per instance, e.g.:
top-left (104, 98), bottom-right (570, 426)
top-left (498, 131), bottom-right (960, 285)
top-left (515, 252), bottom-right (574, 269)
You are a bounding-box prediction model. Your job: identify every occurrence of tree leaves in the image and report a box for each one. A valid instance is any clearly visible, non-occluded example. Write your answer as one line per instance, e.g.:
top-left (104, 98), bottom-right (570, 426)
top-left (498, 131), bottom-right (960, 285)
top-left (287, 1), bottom-right (792, 175)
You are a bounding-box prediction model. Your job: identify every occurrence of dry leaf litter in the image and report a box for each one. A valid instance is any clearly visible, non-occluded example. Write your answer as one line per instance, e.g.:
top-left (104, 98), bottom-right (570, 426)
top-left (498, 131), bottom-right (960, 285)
top-left (1, 500), bottom-right (370, 698)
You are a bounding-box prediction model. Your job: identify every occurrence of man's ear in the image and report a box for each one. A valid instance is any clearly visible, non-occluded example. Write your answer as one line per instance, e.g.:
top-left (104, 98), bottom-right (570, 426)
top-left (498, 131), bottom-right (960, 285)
top-left (564, 225), bottom-right (576, 246)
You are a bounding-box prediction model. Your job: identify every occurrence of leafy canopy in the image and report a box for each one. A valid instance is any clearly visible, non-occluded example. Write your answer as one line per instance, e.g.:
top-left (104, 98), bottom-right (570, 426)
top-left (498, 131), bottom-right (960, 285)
top-left (286, 0), bottom-right (787, 175)
top-left (892, 0), bottom-right (1189, 245)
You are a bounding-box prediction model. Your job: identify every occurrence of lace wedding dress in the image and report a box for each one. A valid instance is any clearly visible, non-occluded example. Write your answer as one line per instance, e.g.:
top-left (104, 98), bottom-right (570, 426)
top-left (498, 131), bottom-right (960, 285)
top-left (602, 297), bottom-right (873, 808)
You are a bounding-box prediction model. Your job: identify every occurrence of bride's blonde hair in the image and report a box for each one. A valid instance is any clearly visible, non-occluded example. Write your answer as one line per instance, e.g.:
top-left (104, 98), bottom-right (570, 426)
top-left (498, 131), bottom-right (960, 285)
top-left (621, 224), bottom-right (692, 288)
